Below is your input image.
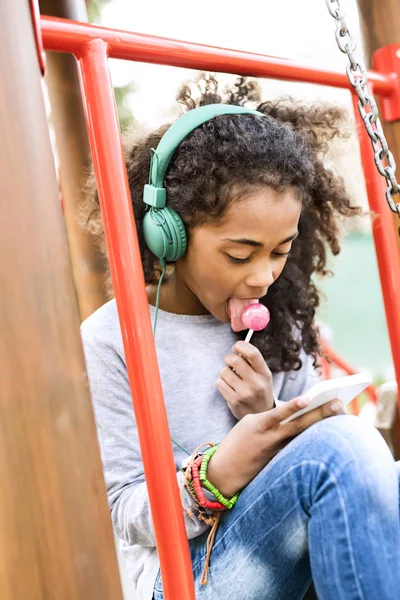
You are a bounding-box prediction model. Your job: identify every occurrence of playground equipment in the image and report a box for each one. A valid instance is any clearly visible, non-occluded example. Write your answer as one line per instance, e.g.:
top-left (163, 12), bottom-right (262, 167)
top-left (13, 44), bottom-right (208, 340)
top-left (2, 0), bottom-right (400, 598)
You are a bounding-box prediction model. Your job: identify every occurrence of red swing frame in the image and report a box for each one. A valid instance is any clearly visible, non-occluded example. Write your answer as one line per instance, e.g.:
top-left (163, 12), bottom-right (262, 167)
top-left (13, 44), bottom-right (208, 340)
top-left (38, 9), bottom-right (400, 599)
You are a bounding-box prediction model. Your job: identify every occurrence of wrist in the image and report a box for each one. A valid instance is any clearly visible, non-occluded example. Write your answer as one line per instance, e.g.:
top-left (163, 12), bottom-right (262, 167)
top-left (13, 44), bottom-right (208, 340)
top-left (206, 454), bottom-right (240, 499)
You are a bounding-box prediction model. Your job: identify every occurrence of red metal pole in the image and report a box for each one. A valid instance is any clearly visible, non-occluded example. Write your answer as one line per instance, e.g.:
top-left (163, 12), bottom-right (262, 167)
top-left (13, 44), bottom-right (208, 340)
top-left (40, 16), bottom-right (396, 97)
top-left (77, 39), bottom-right (195, 600)
top-left (352, 91), bottom-right (400, 413)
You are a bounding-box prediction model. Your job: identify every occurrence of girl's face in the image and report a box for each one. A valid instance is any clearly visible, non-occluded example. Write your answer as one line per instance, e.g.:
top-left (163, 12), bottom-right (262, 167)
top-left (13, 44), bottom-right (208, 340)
top-left (174, 186), bottom-right (302, 322)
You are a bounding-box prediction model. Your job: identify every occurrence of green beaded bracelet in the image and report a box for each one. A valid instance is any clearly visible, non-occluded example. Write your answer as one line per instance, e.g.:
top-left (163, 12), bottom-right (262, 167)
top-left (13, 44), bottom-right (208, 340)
top-left (199, 445), bottom-right (240, 509)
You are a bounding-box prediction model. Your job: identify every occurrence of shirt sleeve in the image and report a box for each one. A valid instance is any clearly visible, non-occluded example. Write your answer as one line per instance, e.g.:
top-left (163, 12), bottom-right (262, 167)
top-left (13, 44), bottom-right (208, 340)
top-left (81, 328), bottom-right (210, 548)
top-left (276, 348), bottom-right (322, 403)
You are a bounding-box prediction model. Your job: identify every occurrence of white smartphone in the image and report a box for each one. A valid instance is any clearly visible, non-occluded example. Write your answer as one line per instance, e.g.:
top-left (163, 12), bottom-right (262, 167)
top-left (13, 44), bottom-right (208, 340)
top-left (281, 372), bottom-right (372, 425)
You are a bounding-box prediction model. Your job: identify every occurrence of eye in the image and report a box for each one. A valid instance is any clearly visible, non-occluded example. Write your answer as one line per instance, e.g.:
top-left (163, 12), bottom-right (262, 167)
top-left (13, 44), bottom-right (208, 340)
top-left (271, 251), bottom-right (291, 259)
top-left (226, 254), bottom-right (252, 265)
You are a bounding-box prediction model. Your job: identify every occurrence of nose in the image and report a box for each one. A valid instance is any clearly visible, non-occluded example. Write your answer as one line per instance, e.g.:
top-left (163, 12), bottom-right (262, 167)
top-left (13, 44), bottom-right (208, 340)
top-left (245, 262), bottom-right (275, 292)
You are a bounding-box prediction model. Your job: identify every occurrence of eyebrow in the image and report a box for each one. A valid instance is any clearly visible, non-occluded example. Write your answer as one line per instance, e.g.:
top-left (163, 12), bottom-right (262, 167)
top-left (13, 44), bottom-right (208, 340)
top-left (222, 233), bottom-right (298, 247)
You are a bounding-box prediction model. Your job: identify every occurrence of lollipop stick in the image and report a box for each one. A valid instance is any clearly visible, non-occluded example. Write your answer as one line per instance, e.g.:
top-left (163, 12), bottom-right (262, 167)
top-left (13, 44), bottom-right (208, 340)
top-left (245, 329), bottom-right (254, 344)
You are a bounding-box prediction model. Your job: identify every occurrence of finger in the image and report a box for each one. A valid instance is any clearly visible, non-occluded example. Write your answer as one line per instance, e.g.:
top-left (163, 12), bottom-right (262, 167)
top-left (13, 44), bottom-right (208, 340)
top-left (281, 399), bottom-right (346, 439)
top-left (259, 396), bottom-right (309, 429)
top-left (216, 377), bottom-right (240, 404)
top-left (233, 341), bottom-right (270, 376)
top-left (224, 352), bottom-right (254, 380)
top-left (220, 366), bottom-right (246, 395)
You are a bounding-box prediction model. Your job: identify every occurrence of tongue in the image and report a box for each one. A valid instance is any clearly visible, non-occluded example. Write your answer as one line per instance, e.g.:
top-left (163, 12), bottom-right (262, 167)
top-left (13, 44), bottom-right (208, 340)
top-left (228, 298), bottom-right (259, 332)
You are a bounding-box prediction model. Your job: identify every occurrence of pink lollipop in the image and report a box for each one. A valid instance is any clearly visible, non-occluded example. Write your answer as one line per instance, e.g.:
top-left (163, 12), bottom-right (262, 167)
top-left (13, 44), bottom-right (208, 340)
top-left (242, 303), bottom-right (270, 344)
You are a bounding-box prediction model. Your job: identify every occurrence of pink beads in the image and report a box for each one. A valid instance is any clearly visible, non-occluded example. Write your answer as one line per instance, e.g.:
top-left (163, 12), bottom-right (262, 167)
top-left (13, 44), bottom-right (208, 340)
top-left (241, 303), bottom-right (270, 332)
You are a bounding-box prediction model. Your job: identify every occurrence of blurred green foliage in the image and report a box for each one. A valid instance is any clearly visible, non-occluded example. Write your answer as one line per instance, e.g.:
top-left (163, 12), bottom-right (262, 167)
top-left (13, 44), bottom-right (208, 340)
top-left (86, 0), bottom-right (109, 24)
top-left (317, 232), bottom-right (392, 378)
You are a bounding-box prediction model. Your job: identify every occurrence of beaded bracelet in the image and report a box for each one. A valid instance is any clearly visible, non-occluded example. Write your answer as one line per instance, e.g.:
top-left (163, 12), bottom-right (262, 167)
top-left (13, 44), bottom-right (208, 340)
top-left (190, 456), bottom-right (225, 511)
top-left (180, 444), bottom-right (235, 586)
top-left (199, 445), bottom-right (240, 509)
top-left (182, 452), bottom-right (225, 511)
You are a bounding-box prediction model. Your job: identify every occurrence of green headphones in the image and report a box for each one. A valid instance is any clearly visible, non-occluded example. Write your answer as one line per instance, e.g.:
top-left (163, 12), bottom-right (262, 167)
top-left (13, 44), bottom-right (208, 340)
top-left (142, 104), bottom-right (264, 267)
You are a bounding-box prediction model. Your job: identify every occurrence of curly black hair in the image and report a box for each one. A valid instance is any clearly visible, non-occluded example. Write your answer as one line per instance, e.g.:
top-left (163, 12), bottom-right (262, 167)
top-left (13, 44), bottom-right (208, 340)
top-left (83, 74), bottom-right (360, 373)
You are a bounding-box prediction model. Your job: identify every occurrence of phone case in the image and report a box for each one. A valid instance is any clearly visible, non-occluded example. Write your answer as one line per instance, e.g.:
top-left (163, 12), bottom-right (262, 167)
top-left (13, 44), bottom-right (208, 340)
top-left (281, 372), bottom-right (372, 424)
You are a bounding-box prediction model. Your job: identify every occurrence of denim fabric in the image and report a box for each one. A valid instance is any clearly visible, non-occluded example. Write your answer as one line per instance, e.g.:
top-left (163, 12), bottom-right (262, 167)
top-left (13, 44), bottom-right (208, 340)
top-left (153, 416), bottom-right (400, 599)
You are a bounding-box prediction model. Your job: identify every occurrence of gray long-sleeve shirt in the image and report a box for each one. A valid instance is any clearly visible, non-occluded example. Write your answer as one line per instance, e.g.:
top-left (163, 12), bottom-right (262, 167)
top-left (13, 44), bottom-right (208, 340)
top-left (81, 299), bottom-right (320, 600)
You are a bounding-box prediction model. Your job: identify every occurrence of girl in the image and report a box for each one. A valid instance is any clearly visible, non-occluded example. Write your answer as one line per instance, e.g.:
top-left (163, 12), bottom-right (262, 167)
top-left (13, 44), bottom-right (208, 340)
top-left (81, 77), bottom-right (400, 600)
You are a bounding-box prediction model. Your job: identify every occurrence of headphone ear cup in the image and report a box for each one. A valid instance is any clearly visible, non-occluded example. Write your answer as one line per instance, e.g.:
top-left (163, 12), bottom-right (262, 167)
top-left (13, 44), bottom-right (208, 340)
top-left (143, 209), bottom-right (169, 260)
top-left (143, 207), bottom-right (187, 262)
top-left (163, 208), bottom-right (187, 262)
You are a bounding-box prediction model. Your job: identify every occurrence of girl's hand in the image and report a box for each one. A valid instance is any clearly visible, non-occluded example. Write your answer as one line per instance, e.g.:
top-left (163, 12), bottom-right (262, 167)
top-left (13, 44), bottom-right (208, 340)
top-left (207, 396), bottom-right (346, 498)
top-left (217, 341), bottom-right (274, 420)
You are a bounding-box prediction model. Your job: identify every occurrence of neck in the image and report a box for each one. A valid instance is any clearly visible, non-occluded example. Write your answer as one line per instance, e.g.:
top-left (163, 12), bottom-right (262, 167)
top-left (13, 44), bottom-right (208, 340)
top-left (147, 269), bottom-right (209, 316)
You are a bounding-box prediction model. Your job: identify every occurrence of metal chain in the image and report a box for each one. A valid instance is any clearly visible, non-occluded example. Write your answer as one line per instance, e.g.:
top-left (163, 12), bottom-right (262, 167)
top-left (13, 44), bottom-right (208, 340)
top-left (325, 0), bottom-right (400, 220)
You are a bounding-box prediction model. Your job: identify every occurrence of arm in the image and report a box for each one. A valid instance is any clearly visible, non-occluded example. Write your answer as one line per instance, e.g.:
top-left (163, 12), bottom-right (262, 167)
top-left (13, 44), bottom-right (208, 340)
top-left (209, 348), bottom-right (330, 498)
top-left (81, 329), bottom-right (210, 548)
top-left (207, 394), bottom-right (345, 499)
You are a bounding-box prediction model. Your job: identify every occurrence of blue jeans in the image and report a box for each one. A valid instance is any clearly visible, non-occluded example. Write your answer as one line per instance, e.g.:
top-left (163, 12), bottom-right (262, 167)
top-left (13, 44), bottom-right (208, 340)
top-left (153, 416), bottom-right (400, 599)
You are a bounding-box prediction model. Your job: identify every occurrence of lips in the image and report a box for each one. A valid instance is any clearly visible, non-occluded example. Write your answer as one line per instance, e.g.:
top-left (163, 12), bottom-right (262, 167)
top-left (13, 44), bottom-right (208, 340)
top-left (227, 297), bottom-right (259, 332)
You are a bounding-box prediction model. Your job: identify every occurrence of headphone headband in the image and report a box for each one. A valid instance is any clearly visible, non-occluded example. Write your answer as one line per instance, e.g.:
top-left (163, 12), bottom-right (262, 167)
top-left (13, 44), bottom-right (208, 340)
top-left (143, 104), bottom-right (263, 208)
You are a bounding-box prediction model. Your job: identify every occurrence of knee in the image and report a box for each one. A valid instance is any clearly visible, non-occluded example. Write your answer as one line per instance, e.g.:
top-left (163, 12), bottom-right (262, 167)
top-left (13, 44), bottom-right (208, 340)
top-left (296, 415), bottom-right (396, 483)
